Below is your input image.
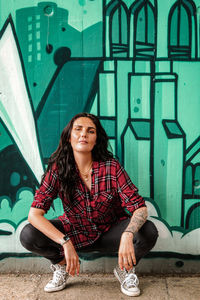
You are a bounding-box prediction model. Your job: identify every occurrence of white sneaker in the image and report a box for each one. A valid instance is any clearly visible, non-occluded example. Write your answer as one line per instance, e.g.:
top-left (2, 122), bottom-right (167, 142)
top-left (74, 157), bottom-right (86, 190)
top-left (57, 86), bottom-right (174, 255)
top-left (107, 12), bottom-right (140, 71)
top-left (114, 266), bottom-right (140, 297)
top-left (44, 264), bottom-right (69, 292)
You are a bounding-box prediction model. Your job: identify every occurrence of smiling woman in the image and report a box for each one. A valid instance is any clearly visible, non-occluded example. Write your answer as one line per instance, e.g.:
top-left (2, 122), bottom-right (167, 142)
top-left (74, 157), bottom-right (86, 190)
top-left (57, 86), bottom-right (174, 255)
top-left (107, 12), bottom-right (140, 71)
top-left (20, 112), bottom-right (158, 297)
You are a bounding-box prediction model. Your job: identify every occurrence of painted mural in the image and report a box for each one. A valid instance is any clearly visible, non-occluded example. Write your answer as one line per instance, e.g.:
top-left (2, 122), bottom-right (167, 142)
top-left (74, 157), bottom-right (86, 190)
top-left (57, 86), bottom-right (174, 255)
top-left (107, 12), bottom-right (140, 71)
top-left (1, 0), bottom-right (200, 264)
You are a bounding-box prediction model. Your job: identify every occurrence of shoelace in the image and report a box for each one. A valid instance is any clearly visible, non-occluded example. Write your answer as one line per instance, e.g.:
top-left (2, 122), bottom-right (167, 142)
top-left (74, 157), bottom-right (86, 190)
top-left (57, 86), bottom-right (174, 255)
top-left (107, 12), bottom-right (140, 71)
top-left (50, 265), bottom-right (66, 284)
top-left (123, 273), bottom-right (139, 289)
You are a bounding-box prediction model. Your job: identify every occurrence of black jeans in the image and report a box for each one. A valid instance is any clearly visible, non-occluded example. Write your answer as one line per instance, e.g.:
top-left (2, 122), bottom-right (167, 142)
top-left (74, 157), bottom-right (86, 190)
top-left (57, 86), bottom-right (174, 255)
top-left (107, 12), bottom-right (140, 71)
top-left (20, 218), bottom-right (158, 265)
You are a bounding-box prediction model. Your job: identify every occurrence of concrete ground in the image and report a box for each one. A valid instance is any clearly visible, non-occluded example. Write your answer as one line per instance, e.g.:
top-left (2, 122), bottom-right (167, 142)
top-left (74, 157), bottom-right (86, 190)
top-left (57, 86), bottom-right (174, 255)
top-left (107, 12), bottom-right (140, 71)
top-left (0, 273), bottom-right (200, 300)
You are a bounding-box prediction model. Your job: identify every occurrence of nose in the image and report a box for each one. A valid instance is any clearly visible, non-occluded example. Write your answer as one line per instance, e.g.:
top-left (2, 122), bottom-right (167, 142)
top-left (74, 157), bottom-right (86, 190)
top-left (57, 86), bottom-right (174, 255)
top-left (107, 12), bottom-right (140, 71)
top-left (81, 129), bottom-right (87, 137)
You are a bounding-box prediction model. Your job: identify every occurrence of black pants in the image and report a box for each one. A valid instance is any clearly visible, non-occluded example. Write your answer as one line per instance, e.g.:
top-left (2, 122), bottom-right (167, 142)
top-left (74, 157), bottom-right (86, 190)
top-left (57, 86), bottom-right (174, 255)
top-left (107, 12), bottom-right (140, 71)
top-left (20, 218), bottom-right (158, 265)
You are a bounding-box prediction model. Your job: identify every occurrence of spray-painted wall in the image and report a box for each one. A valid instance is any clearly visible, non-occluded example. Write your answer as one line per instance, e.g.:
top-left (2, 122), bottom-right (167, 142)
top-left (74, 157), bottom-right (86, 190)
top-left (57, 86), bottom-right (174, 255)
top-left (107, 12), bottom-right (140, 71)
top-left (1, 0), bottom-right (200, 272)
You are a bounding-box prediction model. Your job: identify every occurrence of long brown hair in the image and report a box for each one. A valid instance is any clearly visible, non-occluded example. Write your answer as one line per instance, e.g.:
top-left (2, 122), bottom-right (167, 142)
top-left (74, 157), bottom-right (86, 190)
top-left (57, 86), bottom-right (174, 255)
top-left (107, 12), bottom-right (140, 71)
top-left (44, 113), bottom-right (113, 199)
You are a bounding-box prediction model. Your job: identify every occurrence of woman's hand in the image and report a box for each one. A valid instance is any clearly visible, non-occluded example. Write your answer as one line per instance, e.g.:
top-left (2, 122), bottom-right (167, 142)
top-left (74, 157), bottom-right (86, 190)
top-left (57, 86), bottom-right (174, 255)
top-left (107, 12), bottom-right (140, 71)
top-left (63, 240), bottom-right (80, 276)
top-left (118, 207), bottom-right (147, 270)
top-left (118, 232), bottom-right (136, 271)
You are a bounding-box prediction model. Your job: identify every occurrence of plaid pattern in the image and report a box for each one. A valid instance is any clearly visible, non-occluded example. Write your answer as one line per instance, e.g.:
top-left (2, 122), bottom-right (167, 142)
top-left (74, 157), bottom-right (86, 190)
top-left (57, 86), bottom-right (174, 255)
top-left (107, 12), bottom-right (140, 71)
top-left (32, 159), bottom-right (146, 249)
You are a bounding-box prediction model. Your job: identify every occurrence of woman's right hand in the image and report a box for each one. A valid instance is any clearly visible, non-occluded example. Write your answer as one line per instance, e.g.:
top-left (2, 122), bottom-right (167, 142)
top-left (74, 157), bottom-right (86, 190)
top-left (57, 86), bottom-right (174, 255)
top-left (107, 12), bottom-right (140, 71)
top-left (63, 240), bottom-right (80, 276)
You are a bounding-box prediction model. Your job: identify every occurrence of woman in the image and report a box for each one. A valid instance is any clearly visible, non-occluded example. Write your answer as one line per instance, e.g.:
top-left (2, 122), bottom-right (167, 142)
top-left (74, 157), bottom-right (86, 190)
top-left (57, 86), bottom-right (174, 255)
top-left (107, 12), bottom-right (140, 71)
top-left (20, 113), bottom-right (158, 297)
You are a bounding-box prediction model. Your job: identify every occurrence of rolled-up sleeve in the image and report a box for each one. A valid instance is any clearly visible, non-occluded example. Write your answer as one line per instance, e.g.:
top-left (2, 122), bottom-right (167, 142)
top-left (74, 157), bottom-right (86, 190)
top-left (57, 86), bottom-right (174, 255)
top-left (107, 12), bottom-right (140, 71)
top-left (31, 166), bottom-right (59, 213)
top-left (116, 161), bottom-right (146, 214)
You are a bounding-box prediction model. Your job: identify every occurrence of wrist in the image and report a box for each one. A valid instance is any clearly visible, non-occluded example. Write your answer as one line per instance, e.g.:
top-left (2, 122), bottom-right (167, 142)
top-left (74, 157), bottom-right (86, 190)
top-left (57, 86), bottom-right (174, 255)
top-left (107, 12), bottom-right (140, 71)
top-left (123, 230), bottom-right (134, 237)
top-left (60, 235), bottom-right (70, 246)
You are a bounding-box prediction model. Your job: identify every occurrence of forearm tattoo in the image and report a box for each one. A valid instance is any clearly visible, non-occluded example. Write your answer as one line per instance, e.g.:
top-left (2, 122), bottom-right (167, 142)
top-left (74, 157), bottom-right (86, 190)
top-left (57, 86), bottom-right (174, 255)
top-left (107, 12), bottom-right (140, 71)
top-left (125, 207), bottom-right (148, 235)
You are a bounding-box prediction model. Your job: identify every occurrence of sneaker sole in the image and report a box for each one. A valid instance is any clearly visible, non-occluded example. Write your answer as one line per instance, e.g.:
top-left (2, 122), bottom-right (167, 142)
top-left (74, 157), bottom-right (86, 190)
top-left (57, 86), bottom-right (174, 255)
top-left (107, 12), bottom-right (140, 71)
top-left (114, 268), bottom-right (140, 297)
top-left (44, 282), bottom-right (68, 293)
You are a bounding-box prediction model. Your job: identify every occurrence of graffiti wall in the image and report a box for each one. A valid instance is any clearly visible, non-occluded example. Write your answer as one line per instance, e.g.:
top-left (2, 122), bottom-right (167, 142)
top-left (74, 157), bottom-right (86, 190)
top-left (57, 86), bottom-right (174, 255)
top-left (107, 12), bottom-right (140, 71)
top-left (1, 0), bottom-right (200, 271)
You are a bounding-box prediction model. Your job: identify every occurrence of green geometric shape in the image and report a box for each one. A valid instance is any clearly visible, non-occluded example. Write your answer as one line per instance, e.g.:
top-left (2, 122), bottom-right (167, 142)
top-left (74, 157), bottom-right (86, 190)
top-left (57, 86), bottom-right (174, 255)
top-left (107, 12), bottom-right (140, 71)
top-left (103, 60), bottom-right (115, 71)
top-left (123, 125), bottom-right (150, 197)
top-left (184, 165), bottom-right (192, 195)
top-left (112, 4), bottom-right (127, 45)
top-left (99, 73), bottom-right (115, 116)
top-left (194, 166), bottom-right (200, 196)
top-left (170, 4), bottom-right (178, 45)
top-left (134, 61), bottom-right (151, 72)
top-left (165, 121), bottom-right (182, 135)
top-left (191, 152), bottom-right (200, 165)
top-left (38, 60), bottom-right (101, 158)
top-left (136, 6), bottom-right (145, 42)
top-left (180, 6), bottom-right (189, 46)
top-left (0, 122), bottom-right (12, 151)
top-left (134, 107), bottom-right (139, 113)
top-left (0, 102), bottom-right (20, 144)
top-left (90, 93), bottom-right (98, 115)
top-left (131, 121), bottom-right (150, 139)
top-left (186, 138), bottom-right (200, 163)
top-left (130, 74), bottom-right (151, 119)
top-left (155, 75), bottom-right (176, 80)
top-left (187, 205), bottom-right (200, 230)
top-left (163, 120), bottom-right (185, 138)
top-left (109, 138), bottom-right (116, 156)
top-left (10, 172), bottom-right (20, 187)
top-left (155, 61), bottom-right (171, 72)
top-left (100, 119), bottom-right (115, 137)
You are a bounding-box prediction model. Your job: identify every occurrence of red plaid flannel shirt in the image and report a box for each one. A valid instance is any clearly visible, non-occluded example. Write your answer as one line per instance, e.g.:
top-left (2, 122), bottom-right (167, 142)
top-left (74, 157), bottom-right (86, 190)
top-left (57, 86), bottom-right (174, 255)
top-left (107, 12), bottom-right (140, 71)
top-left (32, 158), bottom-right (146, 249)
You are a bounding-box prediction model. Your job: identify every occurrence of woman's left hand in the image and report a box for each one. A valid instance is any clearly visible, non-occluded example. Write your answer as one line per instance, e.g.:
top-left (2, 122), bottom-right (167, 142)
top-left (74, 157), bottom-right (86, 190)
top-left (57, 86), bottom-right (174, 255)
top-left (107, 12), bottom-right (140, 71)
top-left (118, 232), bottom-right (136, 271)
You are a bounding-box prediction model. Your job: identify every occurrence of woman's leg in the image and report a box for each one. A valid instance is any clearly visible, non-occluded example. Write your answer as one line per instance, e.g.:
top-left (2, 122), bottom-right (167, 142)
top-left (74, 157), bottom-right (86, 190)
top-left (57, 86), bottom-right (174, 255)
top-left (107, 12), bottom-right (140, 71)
top-left (133, 220), bottom-right (158, 264)
top-left (92, 219), bottom-right (158, 298)
top-left (20, 219), bottom-right (71, 292)
top-left (82, 219), bottom-right (158, 265)
top-left (20, 218), bottom-right (65, 264)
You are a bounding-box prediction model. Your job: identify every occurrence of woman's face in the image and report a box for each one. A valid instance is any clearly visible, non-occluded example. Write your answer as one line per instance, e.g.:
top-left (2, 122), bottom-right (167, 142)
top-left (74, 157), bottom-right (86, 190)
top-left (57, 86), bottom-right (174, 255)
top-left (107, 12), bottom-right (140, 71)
top-left (70, 117), bottom-right (97, 154)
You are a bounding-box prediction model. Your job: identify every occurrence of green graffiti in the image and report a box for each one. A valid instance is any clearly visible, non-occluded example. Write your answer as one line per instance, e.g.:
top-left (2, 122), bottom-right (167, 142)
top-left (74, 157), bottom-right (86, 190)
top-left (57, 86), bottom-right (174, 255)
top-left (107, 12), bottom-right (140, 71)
top-left (0, 0), bottom-right (200, 261)
top-left (0, 188), bottom-right (64, 228)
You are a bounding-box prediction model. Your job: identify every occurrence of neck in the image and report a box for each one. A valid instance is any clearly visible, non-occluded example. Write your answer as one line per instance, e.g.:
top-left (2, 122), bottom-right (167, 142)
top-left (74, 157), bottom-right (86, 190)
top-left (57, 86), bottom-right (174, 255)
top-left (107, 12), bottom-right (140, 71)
top-left (73, 152), bottom-right (93, 172)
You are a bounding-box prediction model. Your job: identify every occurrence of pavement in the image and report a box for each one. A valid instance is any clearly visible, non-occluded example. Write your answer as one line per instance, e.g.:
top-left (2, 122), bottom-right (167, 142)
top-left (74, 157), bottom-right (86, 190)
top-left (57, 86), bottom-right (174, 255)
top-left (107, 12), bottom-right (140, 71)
top-left (0, 273), bottom-right (200, 300)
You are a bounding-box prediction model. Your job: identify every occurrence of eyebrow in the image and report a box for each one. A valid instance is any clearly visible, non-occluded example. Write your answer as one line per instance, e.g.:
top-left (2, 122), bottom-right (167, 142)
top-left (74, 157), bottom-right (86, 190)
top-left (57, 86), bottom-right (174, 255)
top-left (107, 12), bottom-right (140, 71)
top-left (73, 124), bottom-right (96, 130)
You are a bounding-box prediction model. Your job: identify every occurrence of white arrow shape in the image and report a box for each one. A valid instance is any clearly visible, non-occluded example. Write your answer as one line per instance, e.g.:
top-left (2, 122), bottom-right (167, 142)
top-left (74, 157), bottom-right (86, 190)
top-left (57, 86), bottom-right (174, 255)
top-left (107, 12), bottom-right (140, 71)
top-left (0, 21), bottom-right (44, 183)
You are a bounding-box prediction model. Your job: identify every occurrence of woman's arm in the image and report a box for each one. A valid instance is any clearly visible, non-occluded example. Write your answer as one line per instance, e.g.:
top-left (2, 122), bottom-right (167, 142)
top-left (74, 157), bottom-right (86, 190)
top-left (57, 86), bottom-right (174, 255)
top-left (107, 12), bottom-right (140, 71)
top-left (28, 207), bottom-right (66, 244)
top-left (118, 207), bottom-right (148, 270)
top-left (124, 206), bottom-right (148, 235)
top-left (28, 207), bottom-right (80, 276)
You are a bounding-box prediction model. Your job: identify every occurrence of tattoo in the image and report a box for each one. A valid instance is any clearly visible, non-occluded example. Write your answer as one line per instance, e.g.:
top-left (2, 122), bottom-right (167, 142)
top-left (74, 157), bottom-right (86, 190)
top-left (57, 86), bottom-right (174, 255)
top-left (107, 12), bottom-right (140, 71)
top-left (124, 207), bottom-right (148, 235)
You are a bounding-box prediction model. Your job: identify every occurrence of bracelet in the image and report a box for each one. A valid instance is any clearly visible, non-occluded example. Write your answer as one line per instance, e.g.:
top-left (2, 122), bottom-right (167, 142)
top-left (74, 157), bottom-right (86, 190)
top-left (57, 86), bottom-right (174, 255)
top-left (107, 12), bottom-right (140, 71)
top-left (60, 239), bottom-right (69, 246)
top-left (60, 235), bottom-right (70, 246)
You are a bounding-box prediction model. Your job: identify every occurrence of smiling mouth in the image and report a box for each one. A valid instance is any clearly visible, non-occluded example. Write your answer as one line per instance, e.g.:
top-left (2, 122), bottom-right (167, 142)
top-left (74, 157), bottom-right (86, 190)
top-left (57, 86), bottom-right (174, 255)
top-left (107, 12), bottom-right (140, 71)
top-left (79, 141), bottom-right (88, 143)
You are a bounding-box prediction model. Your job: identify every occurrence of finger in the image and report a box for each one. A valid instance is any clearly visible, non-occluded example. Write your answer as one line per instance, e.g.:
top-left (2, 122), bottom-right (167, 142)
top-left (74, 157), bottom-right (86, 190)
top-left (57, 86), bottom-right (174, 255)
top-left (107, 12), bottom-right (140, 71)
top-left (118, 254), bottom-right (123, 270)
top-left (123, 257), bottom-right (129, 271)
top-left (131, 252), bottom-right (137, 266)
top-left (72, 258), bottom-right (80, 276)
top-left (67, 259), bottom-right (74, 276)
top-left (69, 260), bottom-right (75, 276)
top-left (76, 260), bottom-right (80, 275)
top-left (66, 259), bottom-right (71, 274)
top-left (127, 255), bottom-right (133, 269)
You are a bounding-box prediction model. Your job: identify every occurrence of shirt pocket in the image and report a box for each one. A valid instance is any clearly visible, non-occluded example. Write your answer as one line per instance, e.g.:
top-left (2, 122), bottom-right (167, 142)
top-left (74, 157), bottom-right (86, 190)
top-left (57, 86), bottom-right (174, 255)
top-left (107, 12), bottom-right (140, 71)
top-left (91, 191), bottom-right (115, 221)
top-left (64, 190), bottom-right (86, 217)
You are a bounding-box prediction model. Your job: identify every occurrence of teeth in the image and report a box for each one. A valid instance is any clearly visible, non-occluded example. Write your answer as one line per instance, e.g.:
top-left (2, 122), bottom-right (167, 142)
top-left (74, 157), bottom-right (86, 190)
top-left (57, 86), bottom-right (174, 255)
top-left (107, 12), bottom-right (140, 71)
top-left (0, 21), bottom-right (44, 183)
